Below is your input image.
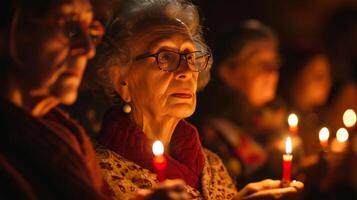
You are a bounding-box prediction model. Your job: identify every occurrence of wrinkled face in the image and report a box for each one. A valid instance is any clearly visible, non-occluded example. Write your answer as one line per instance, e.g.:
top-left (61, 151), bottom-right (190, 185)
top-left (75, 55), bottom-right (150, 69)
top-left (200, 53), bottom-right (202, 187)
top-left (295, 55), bottom-right (332, 107)
top-left (222, 39), bottom-right (280, 107)
top-left (15, 0), bottom-right (98, 105)
top-left (122, 21), bottom-right (199, 120)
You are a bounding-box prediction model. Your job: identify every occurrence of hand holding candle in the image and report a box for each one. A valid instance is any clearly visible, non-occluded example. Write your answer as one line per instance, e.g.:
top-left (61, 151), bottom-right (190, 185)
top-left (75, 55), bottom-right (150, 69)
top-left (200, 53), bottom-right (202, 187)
top-left (282, 136), bottom-right (293, 186)
top-left (152, 140), bottom-right (167, 182)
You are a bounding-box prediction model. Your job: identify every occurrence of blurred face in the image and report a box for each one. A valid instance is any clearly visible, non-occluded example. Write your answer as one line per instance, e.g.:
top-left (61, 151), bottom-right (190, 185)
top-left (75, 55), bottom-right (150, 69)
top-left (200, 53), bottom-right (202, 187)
top-left (221, 38), bottom-right (280, 107)
top-left (122, 21), bottom-right (199, 120)
top-left (14, 0), bottom-right (102, 105)
top-left (294, 55), bottom-right (332, 107)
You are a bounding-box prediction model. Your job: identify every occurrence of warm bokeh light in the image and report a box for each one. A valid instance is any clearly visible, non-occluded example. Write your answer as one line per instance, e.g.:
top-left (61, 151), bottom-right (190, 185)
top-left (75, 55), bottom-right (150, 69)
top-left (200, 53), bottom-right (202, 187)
top-left (343, 109), bottom-right (356, 128)
top-left (288, 113), bottom-right (298, 127)
top-left (285, 136), bottom-right (292, 154)
top-left (152, 140), bottom-right (164, 156)
top-left (319, 127), bottom-right (330, 142)
top-left (336, 128), bottom-right (349, 143)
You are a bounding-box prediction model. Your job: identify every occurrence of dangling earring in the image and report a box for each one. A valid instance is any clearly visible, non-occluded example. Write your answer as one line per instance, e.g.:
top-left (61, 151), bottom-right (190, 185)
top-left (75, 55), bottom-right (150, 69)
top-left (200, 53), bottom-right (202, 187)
top-left (119, 80), bottom-right (131, 113)
top-left (123, 103), bottom-right (131, 114)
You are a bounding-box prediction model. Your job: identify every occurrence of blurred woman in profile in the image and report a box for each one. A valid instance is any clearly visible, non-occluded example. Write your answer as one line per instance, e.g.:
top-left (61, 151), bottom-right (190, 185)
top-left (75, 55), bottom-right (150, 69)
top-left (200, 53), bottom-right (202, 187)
top-left (0, 0), bottom-right (109, 199)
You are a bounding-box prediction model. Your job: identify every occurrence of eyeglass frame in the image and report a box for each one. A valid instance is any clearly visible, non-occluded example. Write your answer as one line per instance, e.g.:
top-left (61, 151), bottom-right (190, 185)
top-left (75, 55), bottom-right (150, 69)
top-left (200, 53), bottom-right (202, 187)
top-left (25, 15), bottom-right (105, 47)
top-left (134, 50), bottom-right (211, 72)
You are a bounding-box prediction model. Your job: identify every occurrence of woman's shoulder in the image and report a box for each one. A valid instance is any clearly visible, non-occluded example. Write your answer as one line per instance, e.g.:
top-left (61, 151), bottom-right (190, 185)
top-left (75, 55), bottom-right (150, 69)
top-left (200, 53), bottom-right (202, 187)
top-left (201, 148), bottom-right (238, 200)
top-left (96, 145), bottom-right (157, 187)
top-left (96, 145), bottom-right (158, 199)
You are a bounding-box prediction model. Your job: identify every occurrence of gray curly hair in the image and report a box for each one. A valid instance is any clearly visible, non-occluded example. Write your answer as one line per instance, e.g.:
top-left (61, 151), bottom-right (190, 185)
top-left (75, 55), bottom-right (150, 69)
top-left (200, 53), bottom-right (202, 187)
top-left (93, 0), bottom-right (212, 104)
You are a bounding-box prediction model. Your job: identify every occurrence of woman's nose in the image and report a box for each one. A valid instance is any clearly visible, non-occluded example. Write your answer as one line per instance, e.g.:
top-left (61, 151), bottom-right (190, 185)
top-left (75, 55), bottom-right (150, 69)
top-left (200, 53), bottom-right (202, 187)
top-left (176, 58), bottom-right (195, 79)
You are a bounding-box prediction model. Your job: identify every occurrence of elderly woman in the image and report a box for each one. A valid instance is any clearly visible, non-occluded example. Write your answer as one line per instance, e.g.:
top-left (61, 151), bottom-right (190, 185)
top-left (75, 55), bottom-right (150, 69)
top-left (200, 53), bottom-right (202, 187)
top-left (0, 0), bottom-right (108, 199)
top-left (94, 0), bottom-right (303, 199)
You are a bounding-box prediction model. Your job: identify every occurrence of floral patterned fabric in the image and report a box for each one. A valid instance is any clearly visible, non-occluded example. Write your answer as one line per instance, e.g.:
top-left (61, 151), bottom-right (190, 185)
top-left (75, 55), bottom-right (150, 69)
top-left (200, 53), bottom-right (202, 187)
top-left (96, 145), bottom-right (238, 200)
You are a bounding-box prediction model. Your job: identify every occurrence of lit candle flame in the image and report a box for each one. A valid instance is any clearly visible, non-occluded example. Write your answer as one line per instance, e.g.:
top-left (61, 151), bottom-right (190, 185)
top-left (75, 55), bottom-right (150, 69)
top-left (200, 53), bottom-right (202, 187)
top-left (319, 127), bottom-right (330, 142)
top-left (152, 140), bottom-right (164, 156)
top-left (336, 128), bottom-right (349, 143)
top-left (343, 109), bottom-right (356, 128)
top-left (288, 113), bottom-right (298, 127)
top-left (285, 136), bottom-right (292, 154)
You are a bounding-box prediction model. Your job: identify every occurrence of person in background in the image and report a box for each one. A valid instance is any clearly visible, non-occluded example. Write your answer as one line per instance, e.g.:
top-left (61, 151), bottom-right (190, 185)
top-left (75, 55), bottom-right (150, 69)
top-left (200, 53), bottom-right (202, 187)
top-left (278, 47), bottom-right (333, 200)
top-left (0, 0), bottom-right (108, 199)
top-left (304, 7), bottom-right (357, 199)
top-left (191, 20), bottom-right (287, 187)
top-left (278, 47), bottom-right (332, 156)
top-left (92, 1), bottom-right (303, 199)
top-left (322, 6), bottom-right (357, 132)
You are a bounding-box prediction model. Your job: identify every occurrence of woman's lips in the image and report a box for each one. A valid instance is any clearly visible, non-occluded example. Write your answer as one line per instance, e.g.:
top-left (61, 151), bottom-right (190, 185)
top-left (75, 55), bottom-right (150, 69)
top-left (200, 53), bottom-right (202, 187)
top-left (171, 93), bottom-right (193, 99)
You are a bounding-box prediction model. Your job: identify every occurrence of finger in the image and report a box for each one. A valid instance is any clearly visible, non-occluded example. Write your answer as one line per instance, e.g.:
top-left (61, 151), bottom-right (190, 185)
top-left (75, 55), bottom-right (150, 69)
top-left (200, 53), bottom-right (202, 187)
top-left (136, 189), bottom-right (153, 197)
top-left (158, 179), bottom-right (186, 188)
top-left (241, 187), bottom-right (298, 200)
top-left (168, 190), bottom-right (190, 200)
top-left (236, 179), bottom-right (281, 198)
top-left (290, 180), bottom-right (304, 191)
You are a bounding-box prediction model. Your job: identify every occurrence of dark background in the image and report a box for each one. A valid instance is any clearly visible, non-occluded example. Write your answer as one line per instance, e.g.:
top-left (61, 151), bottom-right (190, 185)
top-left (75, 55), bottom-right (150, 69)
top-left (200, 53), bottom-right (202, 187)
top-left (195, 0), bottom-right (357, 51)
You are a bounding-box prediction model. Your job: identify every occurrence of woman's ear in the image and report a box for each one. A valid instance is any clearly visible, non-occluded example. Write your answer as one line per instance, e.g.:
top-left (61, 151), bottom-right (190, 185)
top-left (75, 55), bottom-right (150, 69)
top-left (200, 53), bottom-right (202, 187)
top-left (108, 66), bottom-right (131, 103)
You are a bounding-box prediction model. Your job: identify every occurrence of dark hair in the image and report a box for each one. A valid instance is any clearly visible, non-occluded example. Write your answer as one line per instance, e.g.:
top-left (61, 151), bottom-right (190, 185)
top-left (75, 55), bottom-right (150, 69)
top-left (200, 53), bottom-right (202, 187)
top-left (213, 20), bottom-right (277, 75)
top-left (0, 1), bottom-right (17, 83)
top-left (322, 6), bottom-right (357, 81)
top-left (0, 0), bottom-right (53, 92)
top-left (277, 47), bottom-right (328, 104)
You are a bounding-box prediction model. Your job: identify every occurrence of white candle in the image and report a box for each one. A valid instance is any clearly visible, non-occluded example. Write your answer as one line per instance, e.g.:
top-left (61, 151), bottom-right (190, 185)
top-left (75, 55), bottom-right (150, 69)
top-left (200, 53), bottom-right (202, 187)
top-left (331, 128), bottom-right (349, 153)
top-left (343, 109), bottom-right (356, 128)
top-left (288, 113), bottom-right (299, 134)
top-left (319, 127), bottom-right (330, 149)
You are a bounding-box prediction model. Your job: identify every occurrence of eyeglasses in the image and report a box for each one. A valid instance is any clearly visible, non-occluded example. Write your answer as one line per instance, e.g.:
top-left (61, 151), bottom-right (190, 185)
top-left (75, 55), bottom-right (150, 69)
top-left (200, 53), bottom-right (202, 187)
top-left (28, 16), bottom-right (105, 46)
top-left (63, 19), bottom-right (105, 46)
top-left (135, 50), bottom-right (211, 72)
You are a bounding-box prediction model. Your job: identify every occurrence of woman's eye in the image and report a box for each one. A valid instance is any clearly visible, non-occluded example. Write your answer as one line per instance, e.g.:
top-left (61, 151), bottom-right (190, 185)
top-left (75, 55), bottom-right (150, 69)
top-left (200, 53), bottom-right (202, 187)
top-left (159, 52), bottom-right (175, 62)
top-left (64, 21), bottom-right (82, 40)
top-left (88, 21), bottom-right (105, 45)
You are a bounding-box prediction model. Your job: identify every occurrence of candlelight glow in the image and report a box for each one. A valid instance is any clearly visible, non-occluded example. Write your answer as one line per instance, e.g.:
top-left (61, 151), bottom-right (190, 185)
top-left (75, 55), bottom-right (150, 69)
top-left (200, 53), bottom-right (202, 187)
top-left (343, 109), bottom-right (356, 128)
top-left (285, 136), bottom-right (292, 154)
top-left (152, 140), bottom-right (164, 156)
top-left (288, 113), bottom-right (298, 127)
top-left (319, 127), bottom-right (330, 142)
top-left (336, 128), bottom-right (349, 143)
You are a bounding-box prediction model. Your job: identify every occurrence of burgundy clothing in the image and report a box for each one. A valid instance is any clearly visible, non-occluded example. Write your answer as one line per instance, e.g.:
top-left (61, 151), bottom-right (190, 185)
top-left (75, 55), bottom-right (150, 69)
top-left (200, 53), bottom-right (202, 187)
top-left (98, 106), bottom-right (205, 189)
top-left (0, 98), bottom-right (109, 199)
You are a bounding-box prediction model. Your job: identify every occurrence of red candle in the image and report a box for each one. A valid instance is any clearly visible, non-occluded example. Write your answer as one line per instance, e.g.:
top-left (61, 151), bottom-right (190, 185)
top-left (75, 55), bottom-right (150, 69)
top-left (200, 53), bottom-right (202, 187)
top-left (152, 140), bottom-right (167, 182)
top-left (282, 136), bottom-right (293, 183)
